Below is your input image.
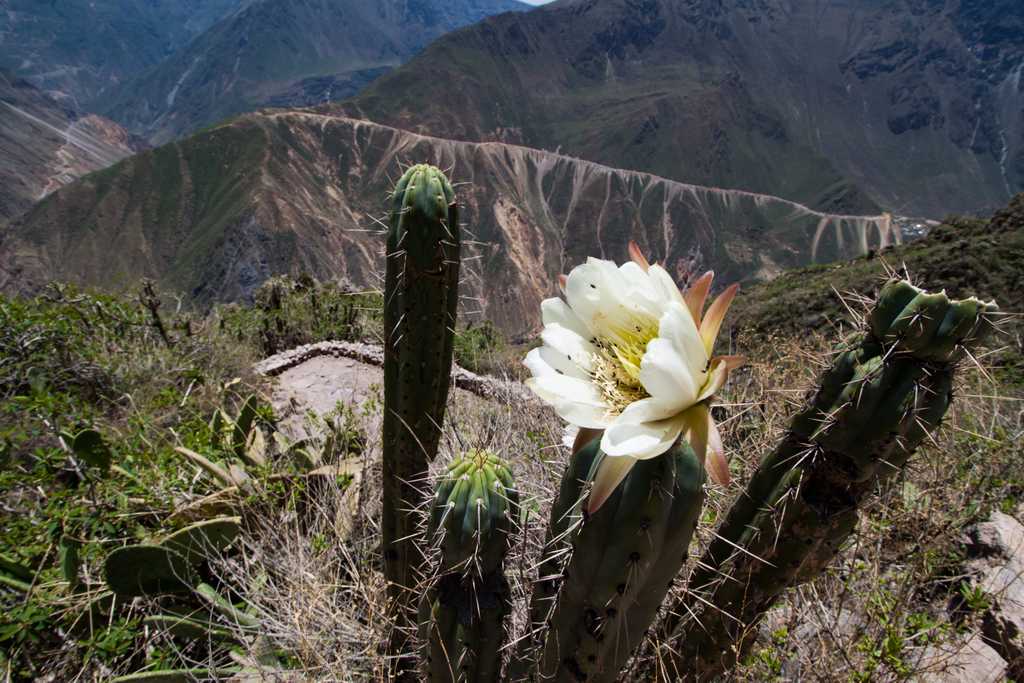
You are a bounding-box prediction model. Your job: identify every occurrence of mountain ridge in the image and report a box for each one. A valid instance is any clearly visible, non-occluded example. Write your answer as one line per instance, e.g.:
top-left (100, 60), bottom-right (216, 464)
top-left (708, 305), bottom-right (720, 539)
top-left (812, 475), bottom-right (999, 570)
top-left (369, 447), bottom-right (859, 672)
top-left (0, 111), bottom-right (897, 335)
top-left (334, 0), bottom-right (1024, 217)
top-left (0, 70), bottom-right (141, 224)
top-left (98, 0), bottom-right (529, 144)
top-left (0, 0), bottom-right (249, 104)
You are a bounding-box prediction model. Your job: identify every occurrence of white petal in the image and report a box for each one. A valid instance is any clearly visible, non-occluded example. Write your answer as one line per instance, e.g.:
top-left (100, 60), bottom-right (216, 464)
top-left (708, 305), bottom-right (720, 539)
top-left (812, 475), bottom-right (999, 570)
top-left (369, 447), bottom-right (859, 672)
top-left (539, 346), bottom-right (590, 379)
top-left (525, 374), bottom-right (610, 429)
top-left (541, 297), bottom-right (592, 339)
top-left (647, 265), bottom-right (686, 307)
top-left (524, 347), bottom-right (556, 377)
top-left (601, 411), bottom-right (686, 460)
top-left (659, 302), bottom-right (708, 383)
top-left (639, 338), bottom-right (699, 411)
top-left (565, 259), bottom-right (616, 330)
top-left (617, 396), bottom-right (681, 423)
top-left (541, 323), bottom-right (596, 373)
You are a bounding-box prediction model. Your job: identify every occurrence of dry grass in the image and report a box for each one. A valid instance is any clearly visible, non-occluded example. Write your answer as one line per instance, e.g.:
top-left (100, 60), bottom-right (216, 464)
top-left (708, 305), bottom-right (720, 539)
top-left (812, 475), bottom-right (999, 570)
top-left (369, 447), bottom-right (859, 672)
top-left (181, 320), bottom-right (1023, 681)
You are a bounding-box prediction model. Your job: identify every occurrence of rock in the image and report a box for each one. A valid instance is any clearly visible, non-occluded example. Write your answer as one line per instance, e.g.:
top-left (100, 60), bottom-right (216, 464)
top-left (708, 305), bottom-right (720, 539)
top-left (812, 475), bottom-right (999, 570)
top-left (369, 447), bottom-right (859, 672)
top-left (963, 511), bottom-right (1024, 677)
top-left (964, 512), bottom-right (1024, 559)
top-left (914, 633), bottom-right (1008, 682)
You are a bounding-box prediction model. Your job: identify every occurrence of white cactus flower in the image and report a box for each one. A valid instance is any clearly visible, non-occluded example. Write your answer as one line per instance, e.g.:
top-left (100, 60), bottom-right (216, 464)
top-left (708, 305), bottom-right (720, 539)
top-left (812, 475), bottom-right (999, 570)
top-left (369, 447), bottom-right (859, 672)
top-left (525, 242), bottom-right (742, 513)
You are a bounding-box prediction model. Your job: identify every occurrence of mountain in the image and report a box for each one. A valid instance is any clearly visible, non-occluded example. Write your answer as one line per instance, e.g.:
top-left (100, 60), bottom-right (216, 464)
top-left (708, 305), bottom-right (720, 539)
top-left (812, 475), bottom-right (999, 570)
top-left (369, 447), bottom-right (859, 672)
top-left (731, 191), bottom-right (1023, 382)
top-left (0, 70), bottom-right (141, 224)
top-left (0, 0), bottom-right (248, 105)
top-left (336, 0), bottom-right (1024, 217)
top-left (98, 0), bottom-right (529, 144)
top-left (0, 111), bottom-right (895, 335)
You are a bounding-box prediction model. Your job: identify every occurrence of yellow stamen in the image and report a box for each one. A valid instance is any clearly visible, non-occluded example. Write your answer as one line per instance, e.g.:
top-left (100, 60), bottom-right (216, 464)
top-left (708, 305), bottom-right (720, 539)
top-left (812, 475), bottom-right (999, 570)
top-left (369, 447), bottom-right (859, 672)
top-left (589, 315), bottom-right (660, 417)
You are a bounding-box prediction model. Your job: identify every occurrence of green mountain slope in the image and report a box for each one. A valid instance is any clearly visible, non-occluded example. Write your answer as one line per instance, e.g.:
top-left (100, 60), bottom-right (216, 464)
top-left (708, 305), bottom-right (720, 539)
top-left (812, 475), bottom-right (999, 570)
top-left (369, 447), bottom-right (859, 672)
top-left (0, 111), bottom-right (895, 335)
top-left (99, 0), bottom-right (528, 144)
top-left (0, 70), bottom-right (140, 224)
top-left (0, 0), bottom-right (247, 104)
top-left (336, 0), bottom-right (1024, 217)
top-left (732, 192), bottom-right (1023, 382)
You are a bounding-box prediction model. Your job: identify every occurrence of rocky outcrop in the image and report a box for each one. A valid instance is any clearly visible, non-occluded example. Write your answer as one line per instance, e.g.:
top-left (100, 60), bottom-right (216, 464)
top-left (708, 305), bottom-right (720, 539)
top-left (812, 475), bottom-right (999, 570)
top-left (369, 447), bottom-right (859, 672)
top-left (963, 511), bottom-right (1024, 677)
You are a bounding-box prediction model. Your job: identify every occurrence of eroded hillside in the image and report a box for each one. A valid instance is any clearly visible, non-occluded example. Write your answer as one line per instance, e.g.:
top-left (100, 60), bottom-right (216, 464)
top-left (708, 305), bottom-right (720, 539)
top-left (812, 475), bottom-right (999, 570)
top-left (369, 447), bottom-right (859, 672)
top-left (0, 71), bottom-right (141, 223)
top-left (0, 112), bottom-right (895, 335)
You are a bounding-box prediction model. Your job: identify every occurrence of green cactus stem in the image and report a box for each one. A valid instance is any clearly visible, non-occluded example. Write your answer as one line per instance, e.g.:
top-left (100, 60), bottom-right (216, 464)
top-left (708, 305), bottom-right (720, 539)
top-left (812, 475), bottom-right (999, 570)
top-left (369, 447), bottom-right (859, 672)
top-left (143, 612), bottom-right (239, 643)
top-left (527, 437), bottom-right (706, 683)
top-left (382, 164), bottom-right (461, 657)
top-left (104, 545), bottom-right (198, 597)
top-left (659, 279), bottom-right (998, 681)
top-left (161, 517), bottom-right (242, 565)
top-left (419, 451), bottom-right (518, 683)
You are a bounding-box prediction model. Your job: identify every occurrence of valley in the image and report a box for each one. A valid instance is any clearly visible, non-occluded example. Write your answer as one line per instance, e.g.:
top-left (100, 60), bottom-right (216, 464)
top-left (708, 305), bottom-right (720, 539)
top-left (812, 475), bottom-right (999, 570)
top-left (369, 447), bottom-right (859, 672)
top-left (1, 111), bottom-right (895, 336)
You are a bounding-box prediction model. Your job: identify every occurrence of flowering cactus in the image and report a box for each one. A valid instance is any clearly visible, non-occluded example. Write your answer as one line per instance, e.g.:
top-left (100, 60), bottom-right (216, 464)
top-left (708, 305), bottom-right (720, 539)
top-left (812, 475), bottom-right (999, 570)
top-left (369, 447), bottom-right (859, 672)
top-left (524, 242), bottom-right (741, 511)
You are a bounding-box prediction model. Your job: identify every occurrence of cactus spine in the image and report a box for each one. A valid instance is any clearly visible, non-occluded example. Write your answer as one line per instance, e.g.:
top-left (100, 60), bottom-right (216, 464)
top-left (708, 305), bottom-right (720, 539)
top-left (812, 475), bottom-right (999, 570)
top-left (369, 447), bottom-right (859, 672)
top-left (382, 165), bottom-right (461, 655)
top-left (522, 436), bottom-right (706, 683)
top-left (419, 451), bottom-right (518, 682)
top-left (659, 280), bottom-right (998, 680)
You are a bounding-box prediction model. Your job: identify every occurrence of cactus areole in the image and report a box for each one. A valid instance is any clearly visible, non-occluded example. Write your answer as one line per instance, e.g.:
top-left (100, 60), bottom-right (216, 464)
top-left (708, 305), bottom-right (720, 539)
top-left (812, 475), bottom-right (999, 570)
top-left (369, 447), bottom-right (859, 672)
top-left (382, 165), bottom-right (461, 657)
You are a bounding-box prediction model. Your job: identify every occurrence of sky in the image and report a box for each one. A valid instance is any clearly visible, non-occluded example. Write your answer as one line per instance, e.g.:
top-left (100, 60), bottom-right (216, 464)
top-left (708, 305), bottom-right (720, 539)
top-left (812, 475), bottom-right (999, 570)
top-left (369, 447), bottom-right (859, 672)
top-left (521, 0), bottom-right (555, 4)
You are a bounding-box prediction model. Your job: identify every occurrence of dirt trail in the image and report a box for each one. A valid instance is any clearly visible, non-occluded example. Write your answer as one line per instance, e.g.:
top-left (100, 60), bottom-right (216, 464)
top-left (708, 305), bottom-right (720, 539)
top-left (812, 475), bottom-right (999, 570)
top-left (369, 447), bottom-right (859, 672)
top-left (257, 341), bottom-right (532, 439)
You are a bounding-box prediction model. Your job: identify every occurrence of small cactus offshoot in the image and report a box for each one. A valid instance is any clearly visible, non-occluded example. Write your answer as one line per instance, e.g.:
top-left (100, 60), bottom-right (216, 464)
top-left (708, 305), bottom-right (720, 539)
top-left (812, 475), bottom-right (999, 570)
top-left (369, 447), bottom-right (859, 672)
top-left (420, 451), bottom-right (518, 683)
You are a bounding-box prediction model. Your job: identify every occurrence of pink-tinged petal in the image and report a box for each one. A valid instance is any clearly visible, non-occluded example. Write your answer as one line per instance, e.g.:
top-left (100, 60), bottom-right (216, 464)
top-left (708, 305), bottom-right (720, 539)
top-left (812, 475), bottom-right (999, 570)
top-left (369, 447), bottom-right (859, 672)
top-left (558, 274), bottom-right (568, 294)
top-left (681, 405), bottom-right (730, 486)
top-left (683, 271), bottom-right (713, 326)
top-left (681, 406), bottom-right (709, 470)
top-left (714, 355), bottom-right (746, 371)
top-left (696, 358), bottom-right (729, 403)
top-left (573, 427), bottom-right (603, 454)
top-left (628, 241), bottom-right (650, 272)
top-left (699, 283), bottom-right (739, 355)
top-left (586, 454), bottom-right (637, 514)
top-left (706, 413), bottom-right (730, 486)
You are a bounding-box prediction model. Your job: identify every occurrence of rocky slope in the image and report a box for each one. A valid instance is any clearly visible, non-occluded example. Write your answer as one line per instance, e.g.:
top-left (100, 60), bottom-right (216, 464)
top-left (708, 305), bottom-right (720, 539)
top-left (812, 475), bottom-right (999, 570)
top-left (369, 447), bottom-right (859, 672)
top-left (0, 0), bottom-right (247, 105)
top-left (0, 70), bottom-right (141, 224)
top-left (0, 112), bottom-right (894, 335)
top-left (99, 0), bottom-right (528, 144)
top-left (336, 0), bottom-right (1024, 217)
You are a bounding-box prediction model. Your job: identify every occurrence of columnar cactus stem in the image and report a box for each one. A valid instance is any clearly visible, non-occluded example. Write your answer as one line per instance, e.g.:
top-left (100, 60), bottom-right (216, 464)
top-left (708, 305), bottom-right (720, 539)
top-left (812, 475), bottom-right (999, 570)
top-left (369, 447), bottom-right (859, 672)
top-left (419, 451), bottom-right (518, 682)
top-left (658, 279), bottom-right (998, 681)
top-left (523, 437), bottom-right (706, 683)
top-left (381, 164), bottom-right (460, 661)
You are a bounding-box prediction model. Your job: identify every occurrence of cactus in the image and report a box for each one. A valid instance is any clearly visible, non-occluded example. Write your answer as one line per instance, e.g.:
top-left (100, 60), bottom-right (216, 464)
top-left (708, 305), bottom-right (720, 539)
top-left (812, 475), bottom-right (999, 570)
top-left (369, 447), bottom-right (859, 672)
top-left (61, 427), bottom-right (112, 474)
top-left (419, 451), bottom-right (518, 683)
top-left (521, 436), bottom-right (706, 683)
top-left (658, 280), bottom-right (998, 680)
top-left (104, 545), bottom-right (198, 597)
top-left (382, 164), bottom-right (461, 645)
top-left (161, 517), bottom-right (241, 565)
